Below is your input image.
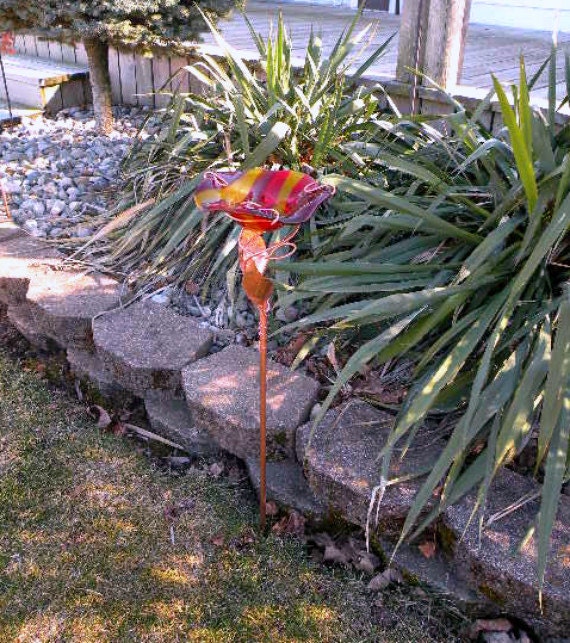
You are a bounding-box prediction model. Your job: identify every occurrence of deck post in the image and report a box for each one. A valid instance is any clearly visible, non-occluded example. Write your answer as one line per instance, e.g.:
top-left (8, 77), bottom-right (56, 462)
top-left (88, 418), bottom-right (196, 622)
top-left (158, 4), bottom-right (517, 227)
top-left (396, 0), bottom-right (472, 89)
top-left (395, 0), bottom-right (430, 84)
top-left (424, 0), bottom-right (472, 88)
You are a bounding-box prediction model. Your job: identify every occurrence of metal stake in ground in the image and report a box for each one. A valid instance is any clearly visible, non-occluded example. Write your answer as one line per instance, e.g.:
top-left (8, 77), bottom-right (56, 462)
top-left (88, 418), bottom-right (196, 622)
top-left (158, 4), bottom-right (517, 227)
top-left (194, 169), bottom-right (334, 529)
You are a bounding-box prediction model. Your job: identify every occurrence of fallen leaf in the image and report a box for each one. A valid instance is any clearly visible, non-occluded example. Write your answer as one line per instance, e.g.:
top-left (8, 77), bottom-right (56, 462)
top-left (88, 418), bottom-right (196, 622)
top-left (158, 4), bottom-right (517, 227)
top-left (163, 499), bottom-right (195, 524)
top-left (210, 534), bottom-right (225, 547)
top-left (265, 501), bottom-right (279, 517)
top-left (89, 405), bottom-right (112, 429)
top-left (274, 332), bottom-right (310, 367)
top-left (208, 462), bottom-right (224, 478)
top-left (165, 456), bottom-right (191, 467)
top-left (418, 540), bottom-right (436, 559)
top-left (185, 280), bottom-right (200, 295)
top-left (353, 371), bottom-right (407, 404)
top-left (367, 567), bottom-right (403, 591)
top-left (110, 421), bottom-right (127, 436)
top-left (271, 510), bottom-right (306, 537)
top-left (326, 342), bottom-right (340, 374)
top-left (353, 552), bottom-right (380, 574)
top-left (471, 618), bottom-right (514, 634)
top-left (323, 544), bottom-right (350, 566)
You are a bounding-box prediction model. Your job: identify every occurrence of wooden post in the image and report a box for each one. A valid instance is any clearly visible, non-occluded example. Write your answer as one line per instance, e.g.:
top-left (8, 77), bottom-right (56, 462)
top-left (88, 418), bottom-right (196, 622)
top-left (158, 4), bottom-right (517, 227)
top-left (395, 0), bottom-right (430, 84)
top-left (424, 0), bottom-right (473, 88)
top-left (395, 0), bottom-right (472, 89)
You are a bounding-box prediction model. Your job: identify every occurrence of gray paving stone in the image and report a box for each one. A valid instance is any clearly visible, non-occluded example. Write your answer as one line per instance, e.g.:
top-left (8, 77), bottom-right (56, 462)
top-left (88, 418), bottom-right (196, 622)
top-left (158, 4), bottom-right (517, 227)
top-left (26, 267), bottom-right (121, 349)
top-left (94, 302), bottom-right (213, 395)
top-left (444, 468), bottom-right (570, 639)
top-left (144, 390), bottom-right (219, 457)
top-left (7, 303), bottom-right (53, 350)
top-left (0, 235), bottom-right (62, 305)
top-left (0, 221), bottom-right (25, 243)
top-left (182, 345), bottom-right (320, 460)
top-left (246, 457), bottom-right (326, 517)
top-left (296, 400), bottom-right (446, 536)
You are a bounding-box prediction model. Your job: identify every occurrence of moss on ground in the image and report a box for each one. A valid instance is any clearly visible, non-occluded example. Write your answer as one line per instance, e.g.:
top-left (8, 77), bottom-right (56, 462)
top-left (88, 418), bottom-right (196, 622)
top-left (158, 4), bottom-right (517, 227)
top-left (0, 349), bottom-right (463, 642)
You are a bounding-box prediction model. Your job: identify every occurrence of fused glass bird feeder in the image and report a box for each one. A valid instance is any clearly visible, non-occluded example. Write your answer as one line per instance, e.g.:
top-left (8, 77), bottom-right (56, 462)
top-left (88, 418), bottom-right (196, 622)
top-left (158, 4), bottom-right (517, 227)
top-left (195, 168), bottom-right (334, 529)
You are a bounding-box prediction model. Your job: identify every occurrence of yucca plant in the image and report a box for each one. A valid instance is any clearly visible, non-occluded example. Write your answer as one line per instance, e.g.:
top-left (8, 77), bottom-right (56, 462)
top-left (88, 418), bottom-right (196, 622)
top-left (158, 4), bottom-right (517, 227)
top-left (279, 53), bottom-right (570, 590)
top-left (78, 11), bottom-right (395, 295)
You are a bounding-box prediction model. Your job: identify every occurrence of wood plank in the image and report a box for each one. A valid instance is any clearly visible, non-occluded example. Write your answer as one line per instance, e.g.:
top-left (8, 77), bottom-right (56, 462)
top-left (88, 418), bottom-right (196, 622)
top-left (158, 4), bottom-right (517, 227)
top-left (13, 35), bottom-right (27, 55)
top-left (135, 55), bottom-right (155, 107)
top-left (60, 43), bottom-right (77, 64)
top-left (48, 40), bottom-right (64, 62)
top-left (22, 35), bottom-right (38, 57)
top-left (61, 78), bottom-right (89, 109)
top-left (74, 43), bottom-right (89, 67)
top-left (108, 48), bottom-right (123, 105)
top-left (169, 57), bottom-right (190, 94)
top-left (152, 56), bottom-right (173, 108)
top-left (35, 38), bottom-right (51, 60)
top-left (118, 50), bottom-right (138, 106)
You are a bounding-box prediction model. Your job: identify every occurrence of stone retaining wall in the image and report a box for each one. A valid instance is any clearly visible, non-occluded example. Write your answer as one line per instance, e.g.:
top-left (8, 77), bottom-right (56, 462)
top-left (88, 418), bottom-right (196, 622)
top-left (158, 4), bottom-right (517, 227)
top-left (0, 222), bottom-right (568, 640)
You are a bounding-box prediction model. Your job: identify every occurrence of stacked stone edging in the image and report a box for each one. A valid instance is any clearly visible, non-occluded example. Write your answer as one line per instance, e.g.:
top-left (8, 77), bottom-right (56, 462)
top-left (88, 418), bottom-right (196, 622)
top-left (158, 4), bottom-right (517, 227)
top-left (1, 226), bottom-right (569, 639)
top-left (93, 301), bottom-right (213, 395)
top-left (182, 344), bottom-right (319, 460)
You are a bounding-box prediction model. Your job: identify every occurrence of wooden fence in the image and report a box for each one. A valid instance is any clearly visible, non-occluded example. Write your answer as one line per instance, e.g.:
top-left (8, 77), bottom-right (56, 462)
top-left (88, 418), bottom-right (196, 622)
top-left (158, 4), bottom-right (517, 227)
top-left (13, 34), bottom-right (198, 109)
top-left (13, 33), bottom-right (544, 133)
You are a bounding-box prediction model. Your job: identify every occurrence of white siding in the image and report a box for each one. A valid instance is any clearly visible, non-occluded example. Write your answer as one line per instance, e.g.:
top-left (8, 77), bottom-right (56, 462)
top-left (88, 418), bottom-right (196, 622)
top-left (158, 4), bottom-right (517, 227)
top-left (470, 0), bottom-right (569, 32)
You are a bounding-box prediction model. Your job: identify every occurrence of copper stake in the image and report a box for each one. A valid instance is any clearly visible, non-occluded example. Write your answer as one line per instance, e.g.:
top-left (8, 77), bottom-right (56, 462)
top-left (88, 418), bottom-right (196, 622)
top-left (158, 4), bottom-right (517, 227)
top-left (258, 303), bottom-right (268, 530)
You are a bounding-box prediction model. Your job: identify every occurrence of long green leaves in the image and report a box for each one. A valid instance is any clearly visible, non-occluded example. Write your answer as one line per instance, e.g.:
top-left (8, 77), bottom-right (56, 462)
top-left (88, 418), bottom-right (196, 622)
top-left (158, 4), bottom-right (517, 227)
top-left (273, 51), bottom-right (570, 594)
top-left (82, 9), bottom-right (395, 293)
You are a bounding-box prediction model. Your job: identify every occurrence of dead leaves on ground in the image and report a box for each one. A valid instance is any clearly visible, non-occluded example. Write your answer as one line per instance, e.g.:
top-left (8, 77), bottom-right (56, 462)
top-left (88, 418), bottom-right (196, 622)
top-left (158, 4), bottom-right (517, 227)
top-left (271, 510), bottom-right (306, 537)
top-left (352, 372), bottom-right (407, 405)
top-left (418, 539), bottom-right (437, 559)
top-left (367, 567), bottom-right (403, 591)
top-left (309, 533), bottom-right (380, 575)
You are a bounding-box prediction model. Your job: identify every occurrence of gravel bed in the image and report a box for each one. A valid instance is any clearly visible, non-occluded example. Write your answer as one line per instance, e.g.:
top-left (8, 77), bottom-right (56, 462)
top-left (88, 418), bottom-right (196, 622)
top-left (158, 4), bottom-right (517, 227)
top-left (0, 106), bottom-right (158, 239)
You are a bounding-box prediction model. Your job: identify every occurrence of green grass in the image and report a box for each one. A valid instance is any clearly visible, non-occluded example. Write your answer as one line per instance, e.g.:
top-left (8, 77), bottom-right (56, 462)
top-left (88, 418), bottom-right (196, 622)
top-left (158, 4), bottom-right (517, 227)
top-left (0, 349), bottom-right (462, 642)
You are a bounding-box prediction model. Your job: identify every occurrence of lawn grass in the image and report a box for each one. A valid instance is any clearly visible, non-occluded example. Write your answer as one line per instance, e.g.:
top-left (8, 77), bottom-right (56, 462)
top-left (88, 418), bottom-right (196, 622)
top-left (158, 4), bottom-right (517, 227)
top-left (0, 348), bottom-right (463, 642)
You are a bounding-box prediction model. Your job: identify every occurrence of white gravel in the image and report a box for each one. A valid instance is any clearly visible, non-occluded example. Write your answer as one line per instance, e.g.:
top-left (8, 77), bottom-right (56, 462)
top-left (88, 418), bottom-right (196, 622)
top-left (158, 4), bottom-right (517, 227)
top-left (0, 106), bottom-right (156, 239)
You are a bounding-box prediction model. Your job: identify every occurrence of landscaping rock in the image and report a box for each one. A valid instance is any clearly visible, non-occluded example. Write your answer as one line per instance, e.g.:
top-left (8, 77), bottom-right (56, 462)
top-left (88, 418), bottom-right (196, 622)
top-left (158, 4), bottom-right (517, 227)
top-left (144, 390), bottom-right (218, 457)
top-left (296, 400), bottom-right (446, 536)
top-left (0, 108), bottom-right (156, 240)
top-left (67, 348), bottom-right (128, 399)
top-left (182, 345), bottom-right (319, 460)
top-left (246, 457), bottom-right (326, 517)
top-left (26, 268), bottom-right (122, 349)
top-left (7, 303), bottom-right (53, 351)
top-left (94, 302), bottom-right (213, 395)
top-left (0, 235), bottom-right (62, 305)
top-left (443, 468), bottom-right (570, 639)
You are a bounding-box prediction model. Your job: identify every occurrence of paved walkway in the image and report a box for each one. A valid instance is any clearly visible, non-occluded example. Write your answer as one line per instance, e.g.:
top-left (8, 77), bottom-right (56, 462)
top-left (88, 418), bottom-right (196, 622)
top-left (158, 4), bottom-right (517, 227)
top-left (205, 1), bottom-right (570, 102)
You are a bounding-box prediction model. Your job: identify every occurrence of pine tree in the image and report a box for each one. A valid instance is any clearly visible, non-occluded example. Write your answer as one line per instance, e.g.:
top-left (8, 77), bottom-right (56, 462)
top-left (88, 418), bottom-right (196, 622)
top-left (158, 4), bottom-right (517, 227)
top-left (0, 1), bottom-right (233, 132)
